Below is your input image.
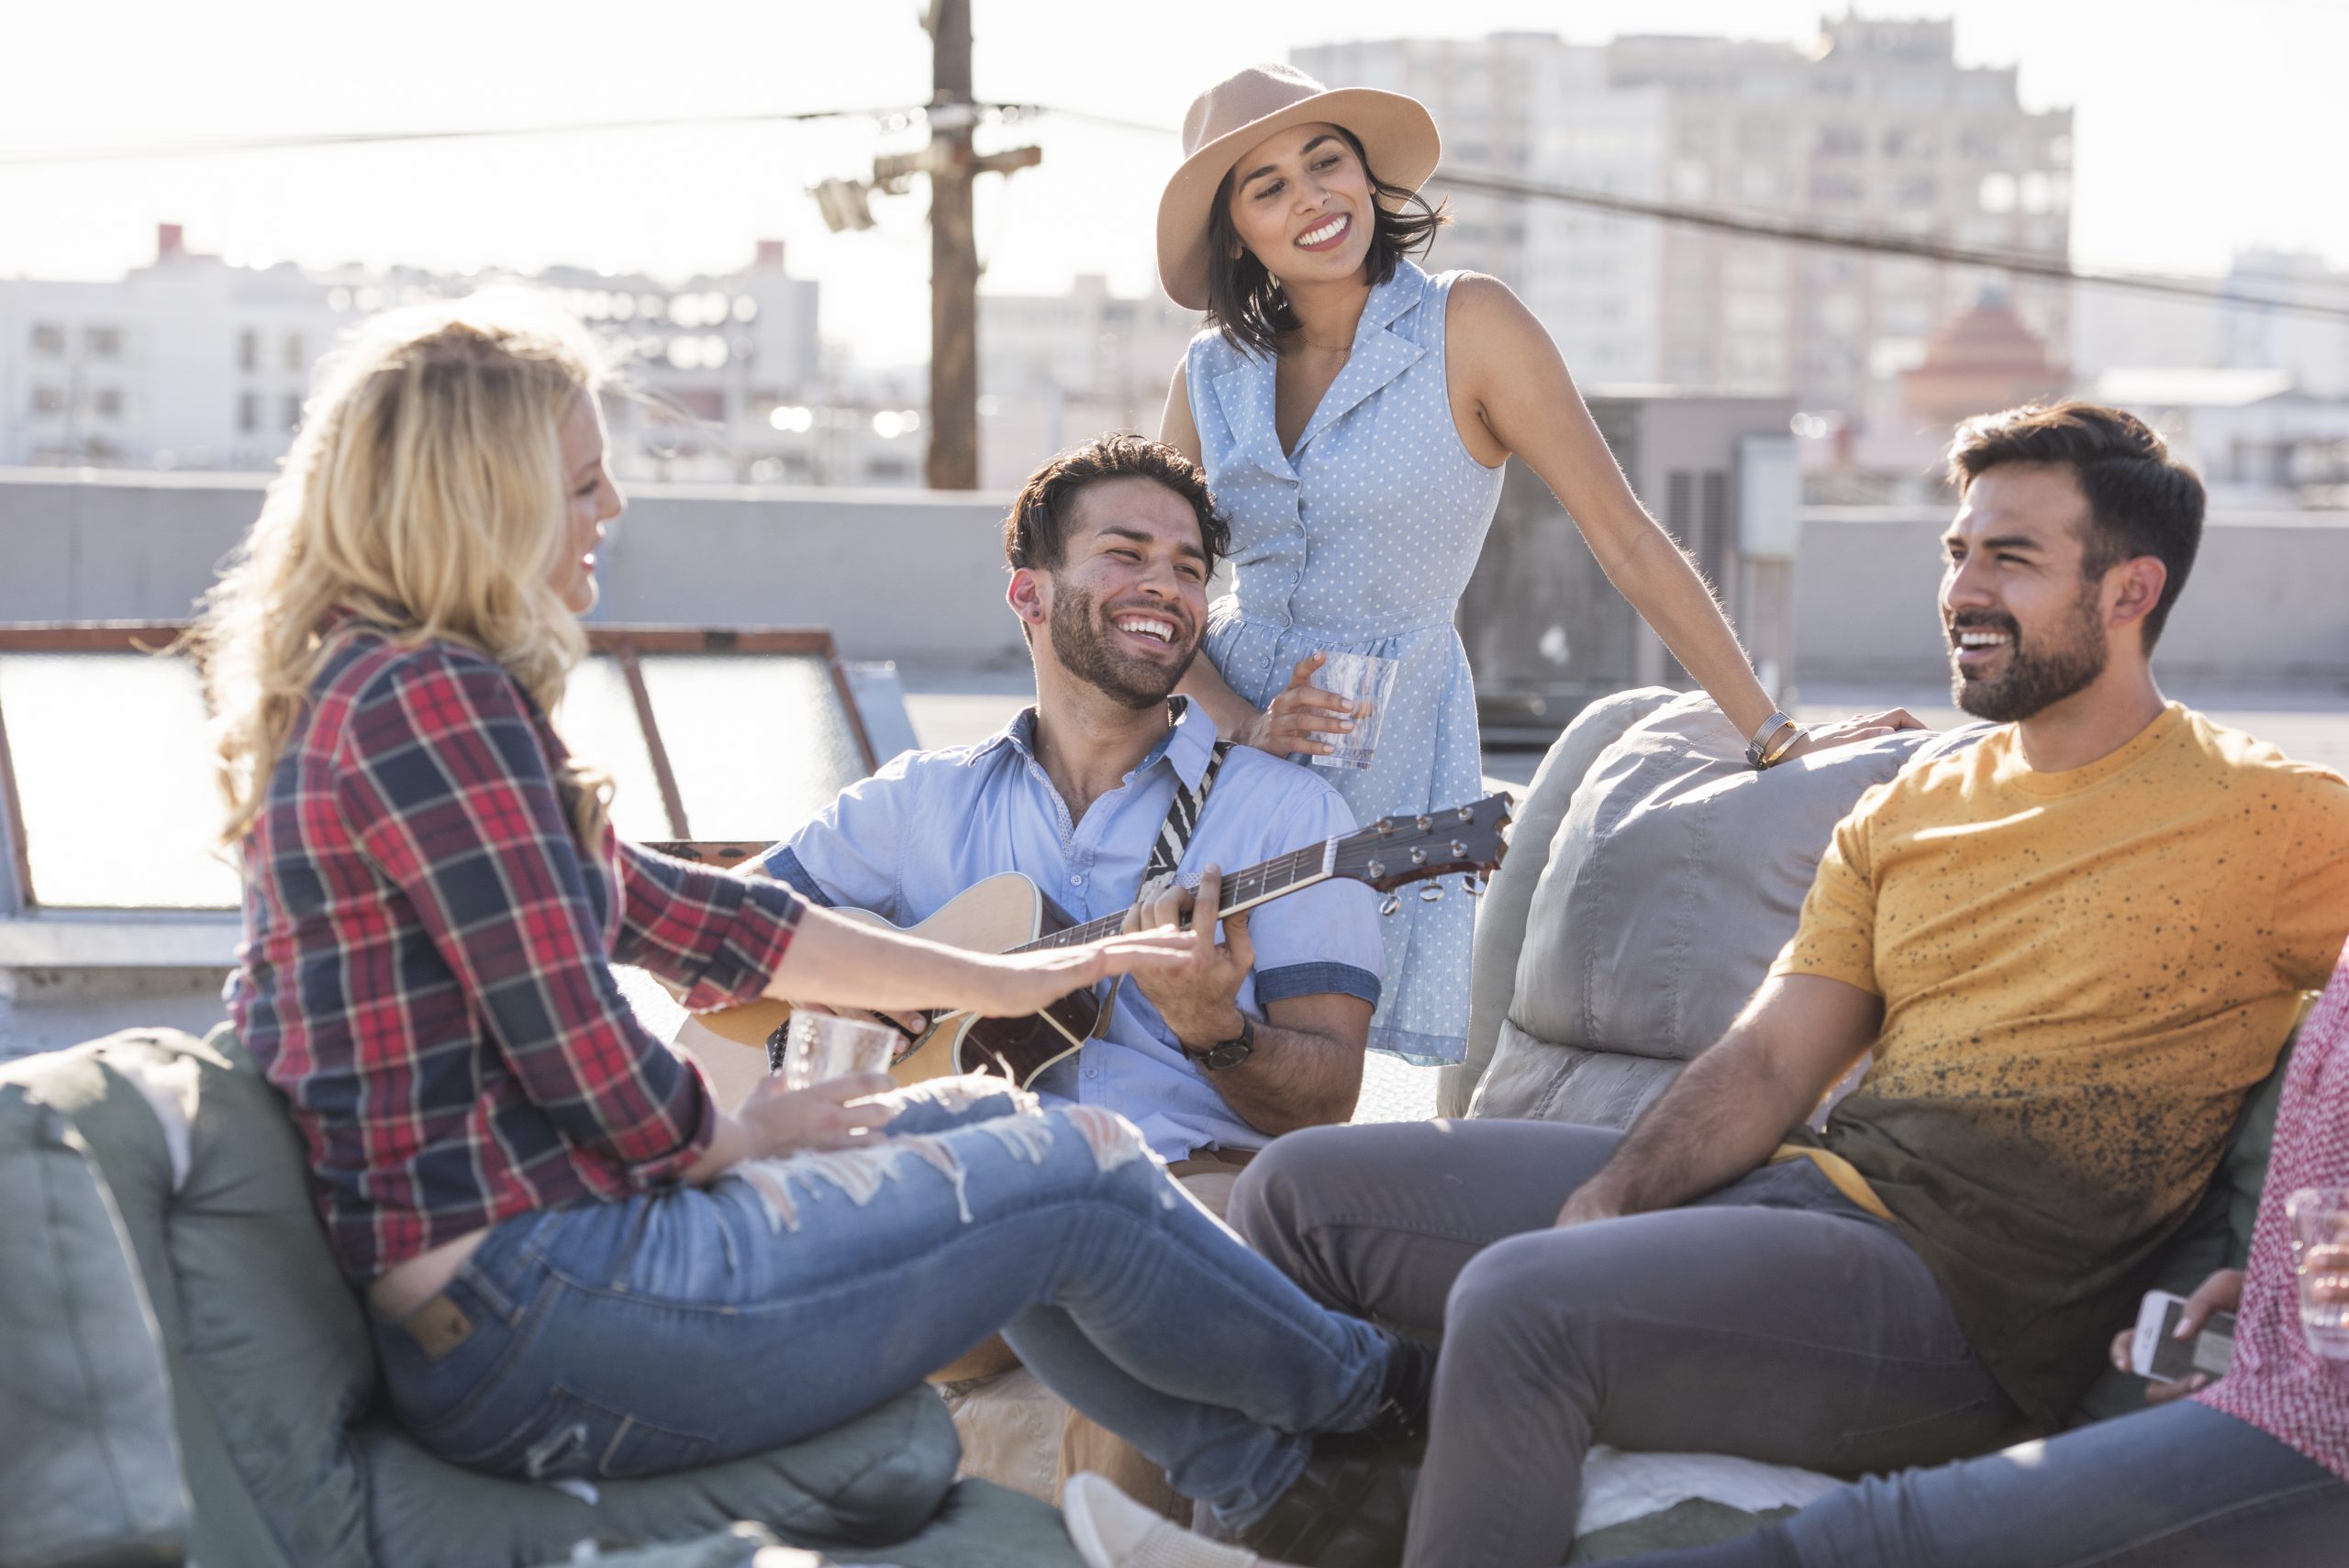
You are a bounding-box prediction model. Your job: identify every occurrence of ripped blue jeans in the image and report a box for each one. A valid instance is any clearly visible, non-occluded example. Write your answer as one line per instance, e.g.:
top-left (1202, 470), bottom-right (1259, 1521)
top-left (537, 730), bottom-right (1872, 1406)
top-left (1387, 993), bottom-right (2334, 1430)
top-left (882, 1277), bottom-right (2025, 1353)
top-left (370, 1079), bottom-right (1389, 1524)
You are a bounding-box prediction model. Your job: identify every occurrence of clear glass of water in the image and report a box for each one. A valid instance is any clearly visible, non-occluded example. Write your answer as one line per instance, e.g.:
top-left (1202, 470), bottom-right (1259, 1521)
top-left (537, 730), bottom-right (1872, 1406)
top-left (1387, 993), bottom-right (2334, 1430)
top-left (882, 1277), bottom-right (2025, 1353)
top-left (773, 1010), bottom-right (899, 1089)
top-left (1309, 652), bottom-right (1399, 772)
top-left (2286, 1186), bottom-right (2349, 1361)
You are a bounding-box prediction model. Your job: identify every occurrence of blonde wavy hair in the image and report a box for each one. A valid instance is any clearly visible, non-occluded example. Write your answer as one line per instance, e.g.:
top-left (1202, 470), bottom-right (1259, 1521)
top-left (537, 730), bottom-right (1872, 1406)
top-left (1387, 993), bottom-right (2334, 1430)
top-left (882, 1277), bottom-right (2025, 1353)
top-left (195, 291), bottom-right (609, 848)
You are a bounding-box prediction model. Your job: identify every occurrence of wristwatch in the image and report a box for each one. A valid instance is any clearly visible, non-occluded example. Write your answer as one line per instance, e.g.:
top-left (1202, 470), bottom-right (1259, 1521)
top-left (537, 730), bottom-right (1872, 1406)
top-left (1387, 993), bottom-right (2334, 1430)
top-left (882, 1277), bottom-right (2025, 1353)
top-left (1188, 1014), bottom-right (1256, 1071)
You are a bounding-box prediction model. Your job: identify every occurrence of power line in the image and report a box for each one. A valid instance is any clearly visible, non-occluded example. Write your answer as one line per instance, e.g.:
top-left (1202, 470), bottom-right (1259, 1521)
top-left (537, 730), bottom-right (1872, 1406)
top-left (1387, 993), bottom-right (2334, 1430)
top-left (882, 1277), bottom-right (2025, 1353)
top-left (6, 101), bottom-right (2344, 324)
top-left (1018, 107), bottom-right (2349, 325)
top-left (1429, 169), bottom-right (2349, 324)
top-left (0, 108), bottom-right (914, 167)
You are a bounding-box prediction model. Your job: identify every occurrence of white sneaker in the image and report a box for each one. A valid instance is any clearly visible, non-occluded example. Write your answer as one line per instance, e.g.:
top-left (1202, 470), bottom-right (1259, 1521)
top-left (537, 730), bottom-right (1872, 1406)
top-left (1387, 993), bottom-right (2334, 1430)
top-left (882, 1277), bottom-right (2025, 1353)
top-left (1063, 1473), bottom-right (1269, 1568)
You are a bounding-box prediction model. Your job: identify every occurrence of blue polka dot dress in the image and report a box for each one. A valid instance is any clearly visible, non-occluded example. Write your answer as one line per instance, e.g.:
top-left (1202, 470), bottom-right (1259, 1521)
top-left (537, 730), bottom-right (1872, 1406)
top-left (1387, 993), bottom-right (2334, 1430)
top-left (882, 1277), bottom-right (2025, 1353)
top-left (1187, 261), bottom-right (1503, 1064)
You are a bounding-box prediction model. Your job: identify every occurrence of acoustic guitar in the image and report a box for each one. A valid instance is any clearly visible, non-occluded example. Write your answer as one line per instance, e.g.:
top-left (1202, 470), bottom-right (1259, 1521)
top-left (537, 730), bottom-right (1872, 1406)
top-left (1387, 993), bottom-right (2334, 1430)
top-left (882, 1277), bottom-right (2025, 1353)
top-left (674, 794), bottom-right (1512, 1090)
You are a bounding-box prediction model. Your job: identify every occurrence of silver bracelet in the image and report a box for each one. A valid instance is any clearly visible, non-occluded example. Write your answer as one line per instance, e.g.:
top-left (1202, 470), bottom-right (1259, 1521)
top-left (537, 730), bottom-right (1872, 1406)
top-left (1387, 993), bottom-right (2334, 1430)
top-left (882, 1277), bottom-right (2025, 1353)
top-left (1744, 709), bottom-right (1801, 769)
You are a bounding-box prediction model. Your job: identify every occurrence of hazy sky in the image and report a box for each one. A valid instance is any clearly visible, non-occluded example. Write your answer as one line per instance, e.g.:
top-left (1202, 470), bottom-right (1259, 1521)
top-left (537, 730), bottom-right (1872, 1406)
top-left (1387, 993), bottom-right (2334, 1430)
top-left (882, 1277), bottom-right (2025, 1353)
top-left (5, 1), bottom-right (2340, 365)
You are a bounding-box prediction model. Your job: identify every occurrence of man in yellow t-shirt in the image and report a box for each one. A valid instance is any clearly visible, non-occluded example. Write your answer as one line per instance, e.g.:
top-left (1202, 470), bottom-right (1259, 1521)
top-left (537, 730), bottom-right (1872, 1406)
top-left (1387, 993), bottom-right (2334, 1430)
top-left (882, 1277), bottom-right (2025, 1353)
top-left (1221, 401), bottom-right (2349, 1568)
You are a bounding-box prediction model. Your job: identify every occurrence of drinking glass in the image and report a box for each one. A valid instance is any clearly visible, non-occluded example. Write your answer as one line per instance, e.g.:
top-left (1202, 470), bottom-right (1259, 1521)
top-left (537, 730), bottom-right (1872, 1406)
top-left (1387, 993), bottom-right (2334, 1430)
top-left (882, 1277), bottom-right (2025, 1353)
top-left (1309, 651), bottom-right (1398, 772)
top-left (772, 1010), bottom-right (899, 1089)
top-left (2286, 1186), bottom-right (2349, 1361)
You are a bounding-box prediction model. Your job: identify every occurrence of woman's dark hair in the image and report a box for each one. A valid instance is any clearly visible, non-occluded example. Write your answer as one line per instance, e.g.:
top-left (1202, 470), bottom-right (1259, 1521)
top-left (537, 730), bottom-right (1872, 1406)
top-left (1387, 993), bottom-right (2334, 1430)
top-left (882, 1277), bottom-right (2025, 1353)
top-left (1003, 432), bottom-right (1230, 576)
top-left (1203, 126), bottom-right (1448, 360)
top-left (1945, 400), bottom-right (2206, 650)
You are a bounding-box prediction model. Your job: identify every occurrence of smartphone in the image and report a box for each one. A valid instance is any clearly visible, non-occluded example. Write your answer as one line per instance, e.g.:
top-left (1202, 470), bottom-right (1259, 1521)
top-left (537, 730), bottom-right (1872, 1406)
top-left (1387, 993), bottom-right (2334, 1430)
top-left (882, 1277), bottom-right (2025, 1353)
top-left (2131, 1290), bottom-right (2236, 1383)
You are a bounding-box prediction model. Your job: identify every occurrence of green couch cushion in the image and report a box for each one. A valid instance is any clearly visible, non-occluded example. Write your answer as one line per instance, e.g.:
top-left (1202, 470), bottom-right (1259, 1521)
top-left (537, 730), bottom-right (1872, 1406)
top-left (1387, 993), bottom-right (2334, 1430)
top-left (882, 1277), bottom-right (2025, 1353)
top-left (3, 1029), bottom-right (986, 1566)
top-left (0, 1084), bottom-right (189, 1568)
top-left (360, 1386), bottom-right (961, 1566)
top-left (9, 1030), bottom-right (377, 1568)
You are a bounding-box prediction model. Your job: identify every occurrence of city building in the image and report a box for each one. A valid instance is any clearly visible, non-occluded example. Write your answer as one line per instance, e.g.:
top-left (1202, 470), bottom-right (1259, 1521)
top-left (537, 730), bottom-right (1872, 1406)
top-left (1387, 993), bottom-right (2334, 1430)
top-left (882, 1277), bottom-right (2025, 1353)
top-left (2072, 250), bottom-right (2349, 402)
top-left (974, 273), bottom-right (1199, 489)
top-left (1295, 16), bottom-right (2075, 422)
top-left (0, 227), bottom-right (829, 483)
top-left (0, 226), bottom-right (342, 471)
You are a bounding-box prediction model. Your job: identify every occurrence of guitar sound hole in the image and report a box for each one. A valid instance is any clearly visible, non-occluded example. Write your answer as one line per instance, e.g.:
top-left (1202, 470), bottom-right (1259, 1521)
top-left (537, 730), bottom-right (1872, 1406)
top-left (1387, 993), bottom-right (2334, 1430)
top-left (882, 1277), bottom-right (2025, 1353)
top-left (959, 989), bottom-right (1102, 1084)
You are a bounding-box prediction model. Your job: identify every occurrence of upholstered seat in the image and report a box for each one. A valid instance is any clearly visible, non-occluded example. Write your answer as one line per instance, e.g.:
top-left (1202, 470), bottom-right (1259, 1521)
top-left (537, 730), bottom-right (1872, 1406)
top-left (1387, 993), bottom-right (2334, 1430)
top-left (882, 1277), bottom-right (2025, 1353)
top-left (0, 1027), bottom-right (1083, 1568)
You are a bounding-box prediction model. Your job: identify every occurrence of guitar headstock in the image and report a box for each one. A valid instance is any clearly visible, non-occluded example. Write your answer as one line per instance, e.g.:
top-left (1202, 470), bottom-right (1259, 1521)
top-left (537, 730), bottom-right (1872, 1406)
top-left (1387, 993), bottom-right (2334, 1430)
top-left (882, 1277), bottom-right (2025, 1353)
top-left (1332, 793), bottom-right (1514, 893)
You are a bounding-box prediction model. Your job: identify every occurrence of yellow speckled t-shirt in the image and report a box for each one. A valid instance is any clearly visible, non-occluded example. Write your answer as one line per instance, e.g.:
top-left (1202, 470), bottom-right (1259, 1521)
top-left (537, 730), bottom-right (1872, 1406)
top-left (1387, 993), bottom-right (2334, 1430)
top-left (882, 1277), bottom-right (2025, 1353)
top-left (1771, 704), bottom-right (2349, 1428)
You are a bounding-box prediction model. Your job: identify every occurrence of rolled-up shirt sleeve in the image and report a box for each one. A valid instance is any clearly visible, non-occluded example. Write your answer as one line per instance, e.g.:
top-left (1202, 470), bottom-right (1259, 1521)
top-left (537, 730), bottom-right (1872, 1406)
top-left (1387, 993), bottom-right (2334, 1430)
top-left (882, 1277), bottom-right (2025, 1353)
top-left (332, 651), bottom-right (713, 1186)
top-left (614, 841), bottom-right (805, 1012)
top-left (1241, 784), bottom-right (1384, 1012)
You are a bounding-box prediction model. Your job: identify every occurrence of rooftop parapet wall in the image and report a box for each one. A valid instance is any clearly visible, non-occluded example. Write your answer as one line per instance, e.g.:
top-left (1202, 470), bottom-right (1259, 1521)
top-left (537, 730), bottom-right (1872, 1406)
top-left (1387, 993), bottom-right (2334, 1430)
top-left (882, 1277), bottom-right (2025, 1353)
top-left (1794, 506), bottom-right (2349, 687)
top-left (0, 471), bottom-right (2342, 686)
top-left (0, 470), bottom-right (1026, 669)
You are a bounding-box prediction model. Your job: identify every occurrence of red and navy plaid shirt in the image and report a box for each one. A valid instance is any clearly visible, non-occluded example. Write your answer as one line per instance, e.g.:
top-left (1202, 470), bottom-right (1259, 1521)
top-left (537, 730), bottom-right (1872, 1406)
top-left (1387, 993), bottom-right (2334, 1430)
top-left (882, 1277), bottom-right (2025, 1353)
top-left (229, 622), bottom-right (803, 1280)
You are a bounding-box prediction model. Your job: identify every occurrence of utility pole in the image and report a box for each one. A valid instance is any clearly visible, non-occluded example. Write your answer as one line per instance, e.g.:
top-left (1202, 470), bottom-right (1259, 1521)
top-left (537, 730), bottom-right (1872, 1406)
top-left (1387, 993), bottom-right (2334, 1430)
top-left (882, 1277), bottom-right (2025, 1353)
top-left (926, 0), bottom-right (979, 490)
top-left (920, 0), bottom-right (1036, 489)
top-left (812, 4), bottom-right (1038, 488)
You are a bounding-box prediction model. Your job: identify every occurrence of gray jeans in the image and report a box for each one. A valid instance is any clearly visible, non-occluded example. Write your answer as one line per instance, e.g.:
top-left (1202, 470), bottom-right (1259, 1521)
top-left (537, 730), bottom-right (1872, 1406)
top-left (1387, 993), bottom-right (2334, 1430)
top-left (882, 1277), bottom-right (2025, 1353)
top-left (1228, 1120), bottom-right (2019, 1568)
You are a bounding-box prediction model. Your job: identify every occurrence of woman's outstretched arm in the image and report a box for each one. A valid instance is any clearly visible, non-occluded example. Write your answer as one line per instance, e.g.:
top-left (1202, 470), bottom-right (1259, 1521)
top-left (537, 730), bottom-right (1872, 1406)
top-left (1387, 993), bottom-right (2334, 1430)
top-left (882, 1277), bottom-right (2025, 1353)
top-left (1447, 274), bottom-right (1915, 756)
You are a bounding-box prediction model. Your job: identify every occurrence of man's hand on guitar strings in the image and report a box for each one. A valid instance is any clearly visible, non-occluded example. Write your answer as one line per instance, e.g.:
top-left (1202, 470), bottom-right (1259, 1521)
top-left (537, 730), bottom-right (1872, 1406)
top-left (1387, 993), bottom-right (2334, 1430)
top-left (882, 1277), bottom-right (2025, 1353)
top-left (1121, 863), bottom-right (1254, 1049)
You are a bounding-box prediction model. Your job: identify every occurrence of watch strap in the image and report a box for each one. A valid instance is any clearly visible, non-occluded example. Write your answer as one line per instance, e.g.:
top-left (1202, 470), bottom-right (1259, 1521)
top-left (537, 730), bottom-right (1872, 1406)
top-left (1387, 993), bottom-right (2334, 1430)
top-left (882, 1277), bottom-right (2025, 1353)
top-left (1195, 1014), bottom-right (1255, 1071)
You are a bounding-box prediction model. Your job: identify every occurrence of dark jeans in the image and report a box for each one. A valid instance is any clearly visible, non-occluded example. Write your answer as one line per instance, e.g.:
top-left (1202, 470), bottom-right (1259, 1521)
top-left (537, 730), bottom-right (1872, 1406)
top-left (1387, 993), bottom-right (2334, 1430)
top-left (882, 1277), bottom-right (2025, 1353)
top-left (1617, 1399), bottom-right (2349, 1568)
top-left (371, 1082), bottom-right (1391, 1525)
top-left (1228, 1120), bottom-right (2018, 1568)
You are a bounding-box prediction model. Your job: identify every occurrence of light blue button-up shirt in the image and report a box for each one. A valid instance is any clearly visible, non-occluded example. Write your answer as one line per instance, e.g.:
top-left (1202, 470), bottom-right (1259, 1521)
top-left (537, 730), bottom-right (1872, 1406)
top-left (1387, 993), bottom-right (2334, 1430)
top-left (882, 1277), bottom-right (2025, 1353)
top-left (763, 700), bottom-right (1383, 1160)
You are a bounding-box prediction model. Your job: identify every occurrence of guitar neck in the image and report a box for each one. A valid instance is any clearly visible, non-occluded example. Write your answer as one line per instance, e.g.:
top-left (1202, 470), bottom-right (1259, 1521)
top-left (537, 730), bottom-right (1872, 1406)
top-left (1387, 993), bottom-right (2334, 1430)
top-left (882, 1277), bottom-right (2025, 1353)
top-left (1012, 839), bottom-right (1339, 953)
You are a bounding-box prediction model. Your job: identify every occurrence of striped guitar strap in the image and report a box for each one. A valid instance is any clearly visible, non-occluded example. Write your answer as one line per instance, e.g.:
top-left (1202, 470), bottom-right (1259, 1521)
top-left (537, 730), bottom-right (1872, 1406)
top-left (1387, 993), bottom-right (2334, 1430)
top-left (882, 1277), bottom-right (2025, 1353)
top-left (1141, 740), bottom-right (1235, 889)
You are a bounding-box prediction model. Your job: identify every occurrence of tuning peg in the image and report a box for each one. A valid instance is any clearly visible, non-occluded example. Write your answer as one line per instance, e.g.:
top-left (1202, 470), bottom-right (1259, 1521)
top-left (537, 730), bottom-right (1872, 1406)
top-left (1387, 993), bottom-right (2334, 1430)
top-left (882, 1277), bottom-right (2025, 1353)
top-left (1461, 875), bottom-right (1484, 897)
top-left (1419, 883), bottom-right (1445, 904)
top-left (1379, 895), bottom-right (1401, 917)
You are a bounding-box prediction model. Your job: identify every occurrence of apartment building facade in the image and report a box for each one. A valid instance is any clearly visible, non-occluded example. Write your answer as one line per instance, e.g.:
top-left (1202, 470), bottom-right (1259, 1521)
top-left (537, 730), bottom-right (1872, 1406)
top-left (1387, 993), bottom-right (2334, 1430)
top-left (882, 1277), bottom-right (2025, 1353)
top-left (1296, 17), bottom-right (2074, 423)
top-left (0, 228), bottom-right (825, 481)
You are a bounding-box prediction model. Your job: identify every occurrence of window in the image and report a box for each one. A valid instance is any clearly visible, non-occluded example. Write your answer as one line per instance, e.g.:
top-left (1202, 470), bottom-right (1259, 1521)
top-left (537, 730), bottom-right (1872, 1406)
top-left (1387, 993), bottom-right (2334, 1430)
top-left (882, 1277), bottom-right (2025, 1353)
top-left (283, 332), bottom-right (305, 372)
top-left (94, 388), bottom-right (125, 420)
top-left (238, 392), bottom-right (261, 433)
top-left (1815, 125), bottom-right (1865, 157)
top-left (283, 395), bottom-right (305, 432)
top-left (239, 329), bottom-right (260, 372)
top-left (31, 386), bottom-right (66, 416)
top-left (30, 324), bottom-right (65, 356)
top-left (85, 326), bottom-right (124, 360)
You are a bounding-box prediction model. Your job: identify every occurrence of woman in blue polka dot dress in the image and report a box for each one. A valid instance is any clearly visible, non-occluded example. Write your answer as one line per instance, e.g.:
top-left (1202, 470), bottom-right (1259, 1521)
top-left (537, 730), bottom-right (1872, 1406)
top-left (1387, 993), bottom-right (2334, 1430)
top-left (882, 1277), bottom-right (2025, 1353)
top-left (1158, 64), bottom-right (1911, 1063)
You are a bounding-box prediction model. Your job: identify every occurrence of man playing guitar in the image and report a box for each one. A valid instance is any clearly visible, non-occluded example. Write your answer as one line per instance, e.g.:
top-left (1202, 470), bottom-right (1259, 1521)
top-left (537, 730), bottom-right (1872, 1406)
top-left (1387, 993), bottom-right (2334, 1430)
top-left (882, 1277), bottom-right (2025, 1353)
top-left (748, 434), bottom-right (1386, 1514)
top-left (761, 433), bottom-right (1382, 1159)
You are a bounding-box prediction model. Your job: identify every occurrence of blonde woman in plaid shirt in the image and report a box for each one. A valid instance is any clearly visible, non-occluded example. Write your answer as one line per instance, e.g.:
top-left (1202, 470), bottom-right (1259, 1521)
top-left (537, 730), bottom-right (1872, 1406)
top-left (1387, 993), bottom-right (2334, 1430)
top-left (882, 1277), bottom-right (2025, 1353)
top-left (195, 295), bottom-right (1431, 1526)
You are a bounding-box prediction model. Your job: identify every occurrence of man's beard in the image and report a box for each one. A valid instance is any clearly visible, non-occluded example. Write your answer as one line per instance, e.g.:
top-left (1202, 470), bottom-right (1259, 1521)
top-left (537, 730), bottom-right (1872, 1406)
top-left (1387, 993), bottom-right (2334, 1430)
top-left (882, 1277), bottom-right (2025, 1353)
top-left (1048, 583), bottom-right (1199, 710)
top-left (1949, 582), bottom-right (2110, 723)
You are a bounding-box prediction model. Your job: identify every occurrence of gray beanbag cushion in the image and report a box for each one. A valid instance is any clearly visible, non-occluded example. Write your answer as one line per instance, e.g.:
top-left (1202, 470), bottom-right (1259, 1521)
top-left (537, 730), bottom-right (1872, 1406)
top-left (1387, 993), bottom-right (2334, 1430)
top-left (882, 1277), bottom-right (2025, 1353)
top-left (1442, 689), bottom-right (1677, 1118)
top-left (1472, 693), bottom-right (1985, 1126)
top-left (0, 1084), bottom-right (189, 1568)
top-left (0, 1029), bottom-right (1008, 1568)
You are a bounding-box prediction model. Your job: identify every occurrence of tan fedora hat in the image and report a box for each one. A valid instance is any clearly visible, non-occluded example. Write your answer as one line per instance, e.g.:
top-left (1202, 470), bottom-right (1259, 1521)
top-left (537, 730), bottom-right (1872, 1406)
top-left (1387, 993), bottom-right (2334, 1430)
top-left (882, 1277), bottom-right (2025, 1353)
top-left (1156, 62), bottom-right (1440, 311)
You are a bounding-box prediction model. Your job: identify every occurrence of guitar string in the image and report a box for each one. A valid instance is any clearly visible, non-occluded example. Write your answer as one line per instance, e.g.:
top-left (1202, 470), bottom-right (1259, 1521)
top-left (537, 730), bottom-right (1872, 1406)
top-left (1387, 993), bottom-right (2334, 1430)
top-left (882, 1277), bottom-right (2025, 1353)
top-left (1004, 804), bottom-right (1498, 955)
